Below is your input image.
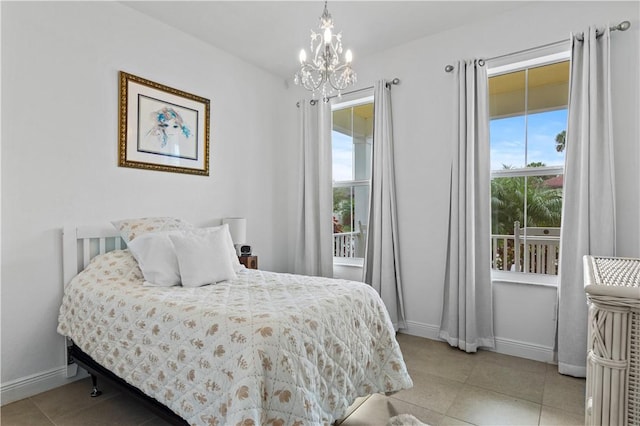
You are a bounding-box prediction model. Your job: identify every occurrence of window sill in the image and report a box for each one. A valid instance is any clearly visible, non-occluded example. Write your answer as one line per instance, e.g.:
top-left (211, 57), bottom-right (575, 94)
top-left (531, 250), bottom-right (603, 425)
top-left (491, 270), bottom-right (558, 288)
top-left (333, 257), bottom-right (364, 268)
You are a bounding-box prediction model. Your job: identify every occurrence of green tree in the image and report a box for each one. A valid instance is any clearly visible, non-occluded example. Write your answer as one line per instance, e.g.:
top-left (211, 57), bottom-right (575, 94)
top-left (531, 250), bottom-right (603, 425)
top-left (555, 130), bottom-right (566, 152)
top-left (491, 163), bottom-right (562, 271)
top-left (333, 187), bottom-right (353, 232)
top-left (491, 163), bottom-right (563, 235)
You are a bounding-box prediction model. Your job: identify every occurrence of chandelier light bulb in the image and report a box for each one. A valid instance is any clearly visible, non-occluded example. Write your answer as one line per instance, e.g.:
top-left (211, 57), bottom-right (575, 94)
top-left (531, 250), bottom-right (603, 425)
top-left (324, 28), bottom-right (332, 44)
top-left (345, 49), bottom-right (353, 63)
top-left (299, 49), bottom-right (307, 64)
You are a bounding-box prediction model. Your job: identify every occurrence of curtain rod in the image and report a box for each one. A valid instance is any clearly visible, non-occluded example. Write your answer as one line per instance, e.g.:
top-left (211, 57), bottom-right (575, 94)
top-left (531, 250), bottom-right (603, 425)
top-left (296, 78), bottom-right (400, 106)
top-left (325, 78), bottom-right (401, 101)
top-left (444, 20), bottom-right (631, 73)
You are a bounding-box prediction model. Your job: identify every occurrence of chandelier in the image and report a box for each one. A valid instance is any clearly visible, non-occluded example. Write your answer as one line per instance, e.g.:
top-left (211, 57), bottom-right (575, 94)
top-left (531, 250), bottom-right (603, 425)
top-left (294, 1), bottom-right (357, 98)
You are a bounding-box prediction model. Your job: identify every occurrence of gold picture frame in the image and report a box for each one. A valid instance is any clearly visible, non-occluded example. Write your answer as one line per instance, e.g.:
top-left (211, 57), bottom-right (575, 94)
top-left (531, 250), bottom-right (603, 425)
top-left (118, 71), bottom-right (210, 176)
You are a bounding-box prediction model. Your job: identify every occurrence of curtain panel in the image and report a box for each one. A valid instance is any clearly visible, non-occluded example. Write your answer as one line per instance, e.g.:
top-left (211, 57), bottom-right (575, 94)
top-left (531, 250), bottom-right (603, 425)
top-left (293, 100), bottom-right (334, 278)
top-left (439, 60), bottom-right (495, 353)
top-left (363, 80), bottom-right (406, 329)
top-left (557, 26), bottom-right (616, 377)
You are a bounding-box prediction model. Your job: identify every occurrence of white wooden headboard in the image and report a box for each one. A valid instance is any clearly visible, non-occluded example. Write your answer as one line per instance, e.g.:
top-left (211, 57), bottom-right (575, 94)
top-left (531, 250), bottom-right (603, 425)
top-left (61, 225), bottom-right (127, 377)
top-left (62, 225), bottom-right (127, 286)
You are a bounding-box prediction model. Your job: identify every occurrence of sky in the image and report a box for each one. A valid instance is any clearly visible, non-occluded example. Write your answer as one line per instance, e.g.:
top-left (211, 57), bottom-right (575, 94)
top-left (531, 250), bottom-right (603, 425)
top-left (332, 130), bottom-right (354, 182)
top-left (490, 109), bottom-right (567, 170)
top-left (333, 107), bottom-right (568, 181)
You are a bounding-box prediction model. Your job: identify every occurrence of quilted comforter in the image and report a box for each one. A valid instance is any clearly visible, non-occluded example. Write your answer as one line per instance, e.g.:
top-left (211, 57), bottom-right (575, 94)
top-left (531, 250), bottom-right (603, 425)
top-left (57, 250), bottom-right (412, 425)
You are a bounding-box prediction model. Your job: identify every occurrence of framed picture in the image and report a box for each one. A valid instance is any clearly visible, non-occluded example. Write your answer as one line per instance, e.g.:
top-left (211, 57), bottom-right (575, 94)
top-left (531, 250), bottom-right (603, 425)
top-left (118, 71), bottom-right (210, 176)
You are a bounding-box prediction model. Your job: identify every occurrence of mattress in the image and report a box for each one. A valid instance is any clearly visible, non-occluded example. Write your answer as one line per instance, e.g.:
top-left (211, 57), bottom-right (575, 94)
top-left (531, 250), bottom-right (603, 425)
top-left (58, 249), bottom-right (413, 425)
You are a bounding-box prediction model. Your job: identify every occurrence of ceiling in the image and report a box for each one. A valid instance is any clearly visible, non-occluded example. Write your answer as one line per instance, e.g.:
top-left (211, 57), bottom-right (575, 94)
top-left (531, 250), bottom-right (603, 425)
top-left (489, 61), bottom-right (570, 118)
top-left (122, 1), bottom-right (529, 81)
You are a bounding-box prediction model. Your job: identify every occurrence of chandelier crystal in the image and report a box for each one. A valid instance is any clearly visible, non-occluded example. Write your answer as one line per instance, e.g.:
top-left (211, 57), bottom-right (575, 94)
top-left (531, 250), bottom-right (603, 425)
top-left (294, 1), bottom-right (357, 98)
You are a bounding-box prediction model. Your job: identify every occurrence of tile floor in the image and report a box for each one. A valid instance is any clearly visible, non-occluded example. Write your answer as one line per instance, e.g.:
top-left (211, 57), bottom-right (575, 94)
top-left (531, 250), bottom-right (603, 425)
top-left (1, 334), bottom-right (585, 425)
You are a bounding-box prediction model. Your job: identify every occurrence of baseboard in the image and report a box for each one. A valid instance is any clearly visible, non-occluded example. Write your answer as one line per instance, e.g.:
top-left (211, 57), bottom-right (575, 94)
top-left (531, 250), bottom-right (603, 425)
top-left (492, 336), bottom-right (555, 363)
top-left (399, 321), bottom-right (555, 363)
top-left (1, 366), bottom-right (88, 406)
top-left (400, 320), bottom-right (441, 340)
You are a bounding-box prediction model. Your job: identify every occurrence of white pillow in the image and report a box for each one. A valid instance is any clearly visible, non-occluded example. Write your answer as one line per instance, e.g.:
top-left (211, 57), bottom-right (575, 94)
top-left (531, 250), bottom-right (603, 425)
top-left (216, 223), bottom-right (244, 273)
top-left (169, 227), bottom-right (238, 287)
top-left (190, 224), bottom-right (243, 272)
top-left (127, 230), bottom-right (182, 287)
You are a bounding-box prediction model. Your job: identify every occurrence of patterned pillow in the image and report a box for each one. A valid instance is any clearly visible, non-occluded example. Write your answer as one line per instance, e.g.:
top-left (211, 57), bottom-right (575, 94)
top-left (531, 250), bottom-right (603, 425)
top-left (111, 217), bottom-right (194, 244)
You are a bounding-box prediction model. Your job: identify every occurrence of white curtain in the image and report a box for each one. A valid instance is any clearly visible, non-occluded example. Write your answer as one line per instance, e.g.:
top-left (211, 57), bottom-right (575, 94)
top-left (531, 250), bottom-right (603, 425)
top-left (293, 99), bottom-right (334, 278)
top-left (557, 26), bottom-right (616, 377)
top-left (439, 60), bottom-right (495, 353)
top-left (363, 80), bottom-right (406, 329)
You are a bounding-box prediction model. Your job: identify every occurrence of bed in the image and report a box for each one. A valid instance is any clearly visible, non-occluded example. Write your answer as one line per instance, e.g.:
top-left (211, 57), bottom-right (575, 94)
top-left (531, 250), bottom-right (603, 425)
top-left (58, 222), bottom-right (413, 425)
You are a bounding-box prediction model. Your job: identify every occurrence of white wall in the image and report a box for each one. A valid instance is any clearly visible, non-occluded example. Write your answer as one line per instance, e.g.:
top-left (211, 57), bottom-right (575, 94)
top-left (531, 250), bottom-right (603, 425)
top-left (289, 1), bottom-right (640, 360)
top-left (1, 1), bottom-right (289, 401)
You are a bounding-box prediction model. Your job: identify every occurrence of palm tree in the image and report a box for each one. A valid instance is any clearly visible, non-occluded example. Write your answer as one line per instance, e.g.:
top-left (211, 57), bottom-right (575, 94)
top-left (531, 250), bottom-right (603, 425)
top-left (491, 164), bottom-right (563, 235)
top-left (491, 164), bottom-right (562, 271)
top-left (555, 130), bottom-right (566, 152)
top-left (491, 172), bottom-right (524, 235)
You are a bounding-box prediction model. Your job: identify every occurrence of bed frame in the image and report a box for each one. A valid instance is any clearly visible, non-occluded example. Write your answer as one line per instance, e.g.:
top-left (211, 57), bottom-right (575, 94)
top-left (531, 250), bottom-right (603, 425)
top-left (61, 225), bottom-right (188, 425)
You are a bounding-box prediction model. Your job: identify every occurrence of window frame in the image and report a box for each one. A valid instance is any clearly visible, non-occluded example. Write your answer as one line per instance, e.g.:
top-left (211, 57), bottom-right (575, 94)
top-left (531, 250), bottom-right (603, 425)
top-left (331, 92), bottom-right (374, 267)
top-left (487, 46), bottom-right (570, 286)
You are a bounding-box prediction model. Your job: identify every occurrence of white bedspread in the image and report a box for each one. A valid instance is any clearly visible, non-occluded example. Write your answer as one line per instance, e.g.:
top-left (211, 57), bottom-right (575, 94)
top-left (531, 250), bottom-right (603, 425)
top-left (58, 250), bottom-right (412, 425)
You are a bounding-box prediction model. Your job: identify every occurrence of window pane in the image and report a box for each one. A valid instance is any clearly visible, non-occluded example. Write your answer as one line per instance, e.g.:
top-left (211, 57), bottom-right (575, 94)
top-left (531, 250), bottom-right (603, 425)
top-left (489, 62), bottom-right (569, 171)
top-left (491, 174), bottom-right (562, 274)
top-left (332, 107), bottom-right (354, 181)
top-left (525, 110), bottom-right (567, 167)
top-left (491, 176), bottom-right (525, 272)
top-left (491, 176), bottom-right (525, 236)
top-left (489, 70), bottom-right (526, 169)
top-left (489, 70), bottom-right (526, 118)
top-left (523, 174), bottom-right (562, 274)
top-left (332, 100), bottom-right (373, 260)
top-left (332, 185), bottom-right (369, 258)
top-left (526, 61), bottom-right (569, 167)
top-left (526, 174), bottom-right (563, 229)
top-left (353, 104), bottom-right (373, 180)
top-left (333, 186), bottom-right (354, 233)
top-left (490, 116), bottom-right (526, 170)
top-left (527, 62), bottom-right (569, 113)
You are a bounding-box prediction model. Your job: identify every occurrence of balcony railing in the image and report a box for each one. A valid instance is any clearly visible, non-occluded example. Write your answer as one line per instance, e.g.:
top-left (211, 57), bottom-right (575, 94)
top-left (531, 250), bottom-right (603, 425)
top-left (334, 232), bottom-right (357, 258)
top-left (333, 230), bottom-right (367, 258)
top-left (491, 222), bottom-right (560, 275)
top-left (335, 221), bottom-right (560, 274)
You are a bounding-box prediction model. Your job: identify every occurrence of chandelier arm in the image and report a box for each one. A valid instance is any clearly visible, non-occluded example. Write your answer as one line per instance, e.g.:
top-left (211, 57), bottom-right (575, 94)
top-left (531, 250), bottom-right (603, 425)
top-left (310, 32), bottom-right (322, 57)
top-left (327, 64), bottom-right (356, 91)
top-left (297, 64), bottom-right (326, 92)
top-left (327, 74), bottom-right (349, 92)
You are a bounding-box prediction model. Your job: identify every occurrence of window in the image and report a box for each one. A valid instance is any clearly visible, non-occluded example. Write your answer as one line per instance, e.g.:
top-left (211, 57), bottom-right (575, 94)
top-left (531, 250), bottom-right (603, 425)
top-left (331, 94), bottom-right (374, 263)
top-left (489, 52), bottom-right (570, 276)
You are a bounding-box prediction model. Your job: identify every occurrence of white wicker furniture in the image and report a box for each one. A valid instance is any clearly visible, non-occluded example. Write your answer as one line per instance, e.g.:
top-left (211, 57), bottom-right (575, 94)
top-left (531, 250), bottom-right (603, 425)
top-left (584, 255), bottom-right (640, 426)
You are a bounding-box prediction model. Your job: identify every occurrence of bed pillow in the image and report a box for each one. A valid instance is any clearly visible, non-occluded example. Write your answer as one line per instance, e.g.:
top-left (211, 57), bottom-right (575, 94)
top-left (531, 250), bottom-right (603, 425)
top-left (214, 223), bottom-right (244, 273)
top-left (127, 230), bottom-right (182, 287)
top-left (111, 217), bottom-right (194, 244)
top-left (190, 224), bottom-right (242, 272)
top-left (169, 227), bottom-right (237, 287)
